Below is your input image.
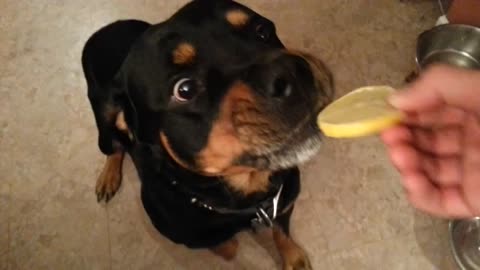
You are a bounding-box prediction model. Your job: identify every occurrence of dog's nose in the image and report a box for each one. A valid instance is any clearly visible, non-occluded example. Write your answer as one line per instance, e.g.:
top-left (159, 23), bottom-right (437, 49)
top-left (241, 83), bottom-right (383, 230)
top-left (269, 76), bottom-right (292, 98)
top-left (244, 52), bottom-right (313, 100)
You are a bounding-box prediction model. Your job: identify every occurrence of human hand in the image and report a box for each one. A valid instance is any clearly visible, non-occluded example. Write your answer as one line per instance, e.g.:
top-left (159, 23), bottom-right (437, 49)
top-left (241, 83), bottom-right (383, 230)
top-left (381, 65), bottom-right (480, 218)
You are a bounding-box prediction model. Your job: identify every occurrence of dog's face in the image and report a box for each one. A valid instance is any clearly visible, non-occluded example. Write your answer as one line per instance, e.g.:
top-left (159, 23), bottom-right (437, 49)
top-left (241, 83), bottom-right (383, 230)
top-left (120, 0), bottom-right (334, 175)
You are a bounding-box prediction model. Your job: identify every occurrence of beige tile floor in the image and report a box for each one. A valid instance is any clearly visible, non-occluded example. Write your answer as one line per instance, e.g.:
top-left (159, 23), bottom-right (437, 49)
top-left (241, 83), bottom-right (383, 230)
top-left (0, 0), bottom-right (461, 269)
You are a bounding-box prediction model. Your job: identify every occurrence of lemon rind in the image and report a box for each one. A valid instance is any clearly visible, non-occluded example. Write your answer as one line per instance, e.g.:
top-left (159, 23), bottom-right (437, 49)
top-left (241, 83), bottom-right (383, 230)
top-left (317, 85), bottom-right (401, 138)
top-left (319, 113), bottom-right (403, 138)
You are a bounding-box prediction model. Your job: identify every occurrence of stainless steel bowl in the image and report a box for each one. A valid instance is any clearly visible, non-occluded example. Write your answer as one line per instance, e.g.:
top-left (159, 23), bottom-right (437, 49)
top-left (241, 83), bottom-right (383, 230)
top-left (449, 218), bottom-right (480, 270)
top-left (416, 24), bottom-right (480, 69)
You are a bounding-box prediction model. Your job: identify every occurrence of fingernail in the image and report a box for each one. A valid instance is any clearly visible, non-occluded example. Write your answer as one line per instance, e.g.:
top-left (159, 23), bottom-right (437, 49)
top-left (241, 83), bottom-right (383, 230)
top-left (388, 90), bottom-right (407, 108)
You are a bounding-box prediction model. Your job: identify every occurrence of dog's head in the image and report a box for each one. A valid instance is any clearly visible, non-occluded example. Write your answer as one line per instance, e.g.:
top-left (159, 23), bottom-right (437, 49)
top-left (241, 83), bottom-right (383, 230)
top-left (88, 0), bottom-right (334, 176)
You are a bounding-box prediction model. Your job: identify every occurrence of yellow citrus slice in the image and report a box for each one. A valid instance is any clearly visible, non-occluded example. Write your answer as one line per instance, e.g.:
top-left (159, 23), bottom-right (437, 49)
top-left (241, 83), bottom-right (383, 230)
top-left (317, 85), bottom-right (403, 138)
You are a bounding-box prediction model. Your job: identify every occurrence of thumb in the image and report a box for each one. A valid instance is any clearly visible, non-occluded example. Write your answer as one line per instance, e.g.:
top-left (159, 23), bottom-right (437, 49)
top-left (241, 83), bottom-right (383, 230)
top-left (389, 85), bottom-right (443, 112)
top-left (389, 65), bottom-right (480, 113)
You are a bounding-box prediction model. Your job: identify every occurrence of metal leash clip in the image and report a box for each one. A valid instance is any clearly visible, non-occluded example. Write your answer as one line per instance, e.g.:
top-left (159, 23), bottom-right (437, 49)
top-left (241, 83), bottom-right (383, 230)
top-left (250, 184), bottom-right (283, 231)
top-left (251, 207), bottom-right (273, 231)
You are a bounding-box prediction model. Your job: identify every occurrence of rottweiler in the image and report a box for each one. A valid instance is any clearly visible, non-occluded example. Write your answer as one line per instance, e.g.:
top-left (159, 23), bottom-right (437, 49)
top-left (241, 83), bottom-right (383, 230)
top-left (81, 0), bottom-right (334, 269)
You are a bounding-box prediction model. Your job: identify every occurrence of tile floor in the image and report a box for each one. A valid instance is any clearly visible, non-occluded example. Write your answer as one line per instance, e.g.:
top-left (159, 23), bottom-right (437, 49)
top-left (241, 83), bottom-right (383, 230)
top-left (0, 0), bottom-right (460, 269)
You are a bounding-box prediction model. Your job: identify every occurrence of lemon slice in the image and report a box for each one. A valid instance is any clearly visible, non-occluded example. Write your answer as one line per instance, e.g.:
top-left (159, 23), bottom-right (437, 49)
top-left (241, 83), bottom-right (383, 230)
top-left (318, 85), bottom-right (403, 138)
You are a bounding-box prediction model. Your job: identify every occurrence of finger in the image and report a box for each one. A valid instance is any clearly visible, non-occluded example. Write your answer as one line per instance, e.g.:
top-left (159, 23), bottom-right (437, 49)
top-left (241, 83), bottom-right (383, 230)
top-left (411, 127), bottom-right (463, 156)
top-left (385, 129), bottom-right (463, 186)
top-left (403, 107), bottom-right (466, 127)
top-left (402, 172), bottom-right (473, 218)
top-left (381, 125), bottom-right (413, 146)
top-left (387, 142), bottom-right (421, 172)
top-left (461, 114), bottom-right (480, 213)
top-left (422, 155), bottom-right (462, 187)
top-left (440, 188), bottom-right (475, 219)
top-left (390, 65), bottom-right (480, 113)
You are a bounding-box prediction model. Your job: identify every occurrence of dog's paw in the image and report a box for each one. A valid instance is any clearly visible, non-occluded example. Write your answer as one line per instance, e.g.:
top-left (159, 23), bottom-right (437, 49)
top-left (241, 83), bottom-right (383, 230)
top-left (210, 238), bottom-right (239, 261)
top-left (274, 228), bottom-right (313, 270)
top-left (96, 167), bottom-right (121, 203)
top-left (282, 247), bottom-right (312, 270)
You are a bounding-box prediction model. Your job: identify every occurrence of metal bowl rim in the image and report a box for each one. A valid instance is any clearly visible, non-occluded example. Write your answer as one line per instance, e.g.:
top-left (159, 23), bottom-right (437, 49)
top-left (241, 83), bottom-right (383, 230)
top-left (418, 24), bottom-right (480, 39)
top-left (449, 218), bottom-right (480, 270)
top-left (416, 48), bottom-right (480, 68)
top-left (416, 24), bottom-right (480, 69)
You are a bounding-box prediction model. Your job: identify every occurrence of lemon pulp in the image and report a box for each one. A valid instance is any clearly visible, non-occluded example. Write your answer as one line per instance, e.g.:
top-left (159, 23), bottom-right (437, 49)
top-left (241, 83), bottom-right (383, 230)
top-left (317, 85), bottom-right (403, 138)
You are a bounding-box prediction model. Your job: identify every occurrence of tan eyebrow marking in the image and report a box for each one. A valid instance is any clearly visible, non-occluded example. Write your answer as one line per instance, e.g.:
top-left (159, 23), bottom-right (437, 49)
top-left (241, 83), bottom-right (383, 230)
top-left (226, 9), bottom-right (250, 28)
top-left (172, 42), bottom-right (196, 65)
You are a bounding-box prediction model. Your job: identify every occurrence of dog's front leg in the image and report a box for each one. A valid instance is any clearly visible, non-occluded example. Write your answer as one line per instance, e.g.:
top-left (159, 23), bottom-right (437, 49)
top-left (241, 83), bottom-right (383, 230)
top-left (273, 207), bottom-right (312, 270)
top-left (96, 151), bottom-right (124, 202)
top-left (210, 237), bottom-right (239, 261)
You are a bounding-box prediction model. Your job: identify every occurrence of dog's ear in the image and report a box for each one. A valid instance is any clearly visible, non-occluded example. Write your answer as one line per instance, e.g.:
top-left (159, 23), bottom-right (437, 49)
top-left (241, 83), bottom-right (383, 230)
top-left (82, 19), bottom-right (151, 91)
top-left (82, 19), bottom-right (152, 149)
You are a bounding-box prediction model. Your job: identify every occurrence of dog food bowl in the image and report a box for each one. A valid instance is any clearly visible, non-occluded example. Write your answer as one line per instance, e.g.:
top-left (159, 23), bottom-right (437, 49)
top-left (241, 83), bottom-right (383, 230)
top-left (416, 24), bottom-right (480, 69)
top-left (449, 218), bottom-right (480, 270)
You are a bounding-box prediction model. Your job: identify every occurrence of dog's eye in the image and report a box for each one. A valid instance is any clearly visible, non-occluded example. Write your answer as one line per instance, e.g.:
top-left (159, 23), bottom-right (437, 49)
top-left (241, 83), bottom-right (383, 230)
top-left (255, 24), bottom-right (271, 42)
top-left (173, 78), bottom-right (198, 102)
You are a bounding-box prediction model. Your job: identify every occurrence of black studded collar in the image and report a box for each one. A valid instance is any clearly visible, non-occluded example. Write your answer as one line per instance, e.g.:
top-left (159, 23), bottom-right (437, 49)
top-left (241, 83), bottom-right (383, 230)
top-left (134, 143), bottom-right (298, 229)
top-left (162, 160), bottom-right (291, 228)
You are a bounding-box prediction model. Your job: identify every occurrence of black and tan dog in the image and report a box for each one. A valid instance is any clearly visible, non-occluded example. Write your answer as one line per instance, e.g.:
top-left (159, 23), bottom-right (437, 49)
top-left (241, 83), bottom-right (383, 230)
top-left (81, 0), bottom-right (333, 269)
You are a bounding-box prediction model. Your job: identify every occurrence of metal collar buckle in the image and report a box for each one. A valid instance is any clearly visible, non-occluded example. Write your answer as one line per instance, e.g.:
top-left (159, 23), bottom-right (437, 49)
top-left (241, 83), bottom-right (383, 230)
top-left (250, 184), bottom-right (283, 230)
top-left (251, 207), bottom-right (273, 228)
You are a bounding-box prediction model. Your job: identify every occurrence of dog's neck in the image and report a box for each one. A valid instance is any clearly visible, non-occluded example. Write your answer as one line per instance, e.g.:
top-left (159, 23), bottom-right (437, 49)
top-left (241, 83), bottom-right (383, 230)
top-left (157, 149), bottom-right (272, 196)
top-left (156, 136), bottom-right (273, 196)
top-left (223, 171), bottom-right (271, 196)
